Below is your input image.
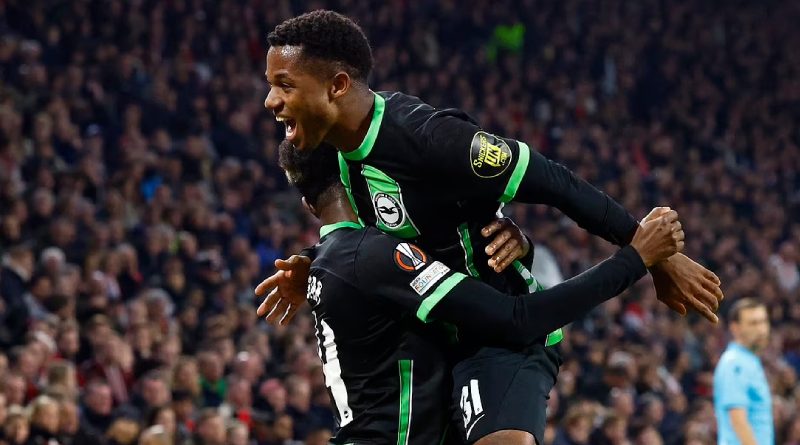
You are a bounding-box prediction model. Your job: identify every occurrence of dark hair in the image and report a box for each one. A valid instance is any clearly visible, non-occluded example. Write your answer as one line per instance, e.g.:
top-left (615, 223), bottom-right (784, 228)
top-left (267, 10), bottom-right (373, 81)
top-left (278, 140), bottom-right (342, 208)
top-left (146, 405), bottom-right (172, 427)
top-left (727, 297), bottom-right (765, 323)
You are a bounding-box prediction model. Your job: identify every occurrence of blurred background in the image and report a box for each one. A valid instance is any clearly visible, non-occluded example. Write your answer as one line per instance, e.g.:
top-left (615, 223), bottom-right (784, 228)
top-left (1, 0), bottom-right (799, 444)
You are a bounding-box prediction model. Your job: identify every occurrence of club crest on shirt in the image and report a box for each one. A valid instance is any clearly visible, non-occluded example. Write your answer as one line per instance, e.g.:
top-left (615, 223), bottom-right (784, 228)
top-left (470, 131), bottom-right (512, 178)
top-left (394, 243), bottom-right (427, 272)
top-left (373, 192), bottom-right (406, 228)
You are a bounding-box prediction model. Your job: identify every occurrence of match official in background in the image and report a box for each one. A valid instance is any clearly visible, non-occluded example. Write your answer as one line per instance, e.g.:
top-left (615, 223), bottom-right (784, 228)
top-left (713, 298), bottom-right (773, 445)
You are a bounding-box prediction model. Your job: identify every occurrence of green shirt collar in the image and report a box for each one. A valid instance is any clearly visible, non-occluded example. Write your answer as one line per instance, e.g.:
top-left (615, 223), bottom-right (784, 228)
top-left (319, 221), bottom-right (363, 238)
top-left (340, 91), bottom-right (385, 161)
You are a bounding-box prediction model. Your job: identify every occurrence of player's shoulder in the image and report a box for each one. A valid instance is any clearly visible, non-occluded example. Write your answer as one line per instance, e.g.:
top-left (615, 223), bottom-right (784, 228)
top-left (352, 227), bottom-right (429, 269)
top-left (311, 228), bottom-right (370, 275)
top-left (378, 90), bottom-right (478, 137)
top-left (352, 225), bottom-right (403, 256)
top-left (314, 226), bottom-right (401, 265)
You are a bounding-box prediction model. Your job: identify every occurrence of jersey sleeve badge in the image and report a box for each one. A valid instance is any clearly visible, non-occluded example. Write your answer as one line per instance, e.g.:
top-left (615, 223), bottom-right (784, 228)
top-left (394, 243), bottom-right (428, 271)
top-left (470, 131), bottom-right (513, 178)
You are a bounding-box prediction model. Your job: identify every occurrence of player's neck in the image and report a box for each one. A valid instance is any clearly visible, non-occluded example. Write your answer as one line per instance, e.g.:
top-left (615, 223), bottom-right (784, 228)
top-left (317, 200), bottom-right (359, 228)
top-left (326, 87), bottom-right (374, 152)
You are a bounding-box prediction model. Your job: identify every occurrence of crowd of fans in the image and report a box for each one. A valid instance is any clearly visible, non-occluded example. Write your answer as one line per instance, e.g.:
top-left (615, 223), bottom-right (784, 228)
top-left (0, 0), bottom-right (799, 444)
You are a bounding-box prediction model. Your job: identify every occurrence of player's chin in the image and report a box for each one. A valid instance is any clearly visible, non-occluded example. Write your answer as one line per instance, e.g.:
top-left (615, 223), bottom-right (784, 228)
top-left (293, 132), bottom-right (323, 152)
top-left (290, 132), bottom-right (311, 151)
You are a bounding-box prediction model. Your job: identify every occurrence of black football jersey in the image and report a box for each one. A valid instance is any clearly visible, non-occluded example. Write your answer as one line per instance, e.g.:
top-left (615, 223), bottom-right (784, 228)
top-left (337, 91), bottom-right (638, 287)
top-left (308, 222), bottom-right (462, 445)
top-left (337, 91), bottom-right (565, 344)
top-left (337, 92), bottom-right (537, 290)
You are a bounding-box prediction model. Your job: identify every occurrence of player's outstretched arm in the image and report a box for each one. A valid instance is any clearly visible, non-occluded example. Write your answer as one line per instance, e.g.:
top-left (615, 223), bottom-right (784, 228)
top-left (424, 115), bottom-right (723, 321)
top-left (424, 114), bottom-right (638, 246)
top-left (255, 254), bottom-right (312, 325)
top-left (509, 146), bottom-right (640, 245)
top-left (511, 150), bottom-right (724, 322)
top-left (508, 150), bottom-right (723, 321)
top-left (427, 210), bottom-right (684, 346)
top-left (354, 210), bottom-right (683, 348)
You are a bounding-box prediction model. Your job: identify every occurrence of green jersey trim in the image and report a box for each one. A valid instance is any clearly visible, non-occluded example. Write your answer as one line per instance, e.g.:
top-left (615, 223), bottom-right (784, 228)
top-left (512, 259), bottom-right (564, 346)
top-left (546, 329), bottom-right (564, 346)
top-left (342, 92), bottom-right (386, 161)
top-left (319, 221), bottom-right (363, 239)
top-left (458, 224), bottom-right (481, 278)
top-left (338, 153), bottom-right (365, 225)
top-left (512, 259), bottom-right (542, 290)
top-left (500, 141), bottom-right (531, 203)
top-left (397, 359), bottom-right (413, 445)
top-left (416, 272), bottom-right (467, 323)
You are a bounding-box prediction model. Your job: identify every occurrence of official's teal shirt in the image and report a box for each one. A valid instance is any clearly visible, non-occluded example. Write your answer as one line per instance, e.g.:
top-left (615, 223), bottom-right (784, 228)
top-left (713, 342), bottom-right (773, 445)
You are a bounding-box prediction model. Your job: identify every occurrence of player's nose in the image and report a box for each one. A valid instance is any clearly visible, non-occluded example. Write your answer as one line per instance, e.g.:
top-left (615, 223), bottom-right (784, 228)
top-left (264, 88), bottom-right (282, 112)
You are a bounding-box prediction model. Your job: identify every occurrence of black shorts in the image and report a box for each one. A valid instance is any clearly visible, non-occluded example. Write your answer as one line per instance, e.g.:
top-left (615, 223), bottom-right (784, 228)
top-left (450, 344), bottom-right (561, 444)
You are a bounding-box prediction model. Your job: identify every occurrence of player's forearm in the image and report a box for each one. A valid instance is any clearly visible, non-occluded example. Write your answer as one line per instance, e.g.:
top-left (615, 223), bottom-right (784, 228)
top-left (514, 149), bottom-right (639, 246)
top-left (729, 409), bottom-right (758, 445)
top-left (430, 246), bottom-right (647, 347)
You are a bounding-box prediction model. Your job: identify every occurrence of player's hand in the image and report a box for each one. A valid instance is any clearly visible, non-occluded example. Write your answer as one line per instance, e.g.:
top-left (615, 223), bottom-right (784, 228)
top-left (482, 217), bottom-right (531, 273)
top-left (649, 253), bottom-right (723, 323)
top-left (639, 207), bottom-right (724, 322)
top-left (629, 208), bottom-right (684, 267)
top-left (641, 206), bottom-right (672, 223)
top-left (255, 255), bottom-right (311, 325)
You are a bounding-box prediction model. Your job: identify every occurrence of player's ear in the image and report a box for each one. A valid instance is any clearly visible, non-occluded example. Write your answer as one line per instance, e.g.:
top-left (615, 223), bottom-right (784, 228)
top-left (302, 196), bottom-right (318, 217)
top-left (330, 71), bottom-right (351, 99)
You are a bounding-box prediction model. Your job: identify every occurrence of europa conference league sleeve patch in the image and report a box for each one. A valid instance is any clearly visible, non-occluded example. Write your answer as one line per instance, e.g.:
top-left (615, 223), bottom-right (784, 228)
top-left (394, 242), bottom-right (428, 272)
top-left (470, 131), bottom-right (513, 178)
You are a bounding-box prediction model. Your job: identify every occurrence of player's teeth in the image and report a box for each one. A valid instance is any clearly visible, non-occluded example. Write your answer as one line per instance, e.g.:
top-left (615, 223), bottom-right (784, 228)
top-left (276, 116), bottom-right (286, 122)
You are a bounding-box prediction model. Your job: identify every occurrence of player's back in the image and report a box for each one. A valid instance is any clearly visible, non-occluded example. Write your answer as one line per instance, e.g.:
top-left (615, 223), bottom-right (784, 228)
top-left (308, 223), bottom-right (455, 445)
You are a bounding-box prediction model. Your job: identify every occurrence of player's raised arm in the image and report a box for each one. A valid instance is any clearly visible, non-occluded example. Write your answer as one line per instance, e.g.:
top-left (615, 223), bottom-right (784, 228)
top-left (423, 114), bottom-right (723, 322)
top-left (354, 209), bottom-right (684, 347)
top-left (423, 112), bottom-right (637, 246)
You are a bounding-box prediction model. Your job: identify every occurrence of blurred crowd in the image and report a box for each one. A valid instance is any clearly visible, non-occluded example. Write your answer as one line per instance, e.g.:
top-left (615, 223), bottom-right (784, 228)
top-left (0, 0), bottom-right (799, 444)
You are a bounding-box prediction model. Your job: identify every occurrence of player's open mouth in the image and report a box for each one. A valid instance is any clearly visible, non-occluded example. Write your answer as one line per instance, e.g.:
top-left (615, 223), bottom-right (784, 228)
top-left (276, 116), bottom-right (298, 141)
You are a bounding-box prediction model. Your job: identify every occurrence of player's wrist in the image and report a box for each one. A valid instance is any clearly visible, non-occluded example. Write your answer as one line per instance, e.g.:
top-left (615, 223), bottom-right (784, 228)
top-left (647, 253), bottom-right (676, 272)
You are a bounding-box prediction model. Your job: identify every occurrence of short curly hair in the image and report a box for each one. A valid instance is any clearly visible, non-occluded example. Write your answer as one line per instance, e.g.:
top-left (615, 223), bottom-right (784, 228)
top-left (278, 139), bottom-right (342, 208)
top-left (268, 10), bottom-right (373, 82)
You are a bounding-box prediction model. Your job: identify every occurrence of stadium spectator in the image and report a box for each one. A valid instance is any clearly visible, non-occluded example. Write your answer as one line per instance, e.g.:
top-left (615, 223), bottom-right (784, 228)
top-left (27, 395), bottom-right (61, 445)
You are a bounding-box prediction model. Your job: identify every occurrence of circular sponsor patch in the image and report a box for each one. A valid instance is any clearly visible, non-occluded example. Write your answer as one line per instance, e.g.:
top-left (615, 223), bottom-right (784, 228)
top-left (470, 131), bottom-right (513, 178)
top-left (373, 192), bottom-right (405, 228)
top-left (394, 243), bottom-right (427, 272)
